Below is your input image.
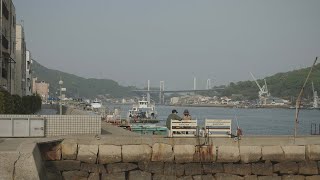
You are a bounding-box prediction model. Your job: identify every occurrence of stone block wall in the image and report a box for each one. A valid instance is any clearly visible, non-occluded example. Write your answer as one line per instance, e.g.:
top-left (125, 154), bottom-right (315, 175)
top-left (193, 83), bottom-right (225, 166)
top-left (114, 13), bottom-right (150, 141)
top-left (41, 142), bottom-right (320, 180)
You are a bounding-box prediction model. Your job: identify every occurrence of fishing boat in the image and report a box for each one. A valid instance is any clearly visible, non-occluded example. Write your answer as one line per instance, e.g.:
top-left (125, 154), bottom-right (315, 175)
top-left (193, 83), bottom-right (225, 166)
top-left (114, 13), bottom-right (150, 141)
top-left (91, 98), bottom-right (102, 110)
top-left (127, 96), bottom-right (159, 123)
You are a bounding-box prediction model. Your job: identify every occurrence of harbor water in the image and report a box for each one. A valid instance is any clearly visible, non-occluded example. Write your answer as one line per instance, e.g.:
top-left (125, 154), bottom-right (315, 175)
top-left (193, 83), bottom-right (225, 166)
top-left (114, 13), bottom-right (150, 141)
top-left (111, 104), bottom-right (319, 136)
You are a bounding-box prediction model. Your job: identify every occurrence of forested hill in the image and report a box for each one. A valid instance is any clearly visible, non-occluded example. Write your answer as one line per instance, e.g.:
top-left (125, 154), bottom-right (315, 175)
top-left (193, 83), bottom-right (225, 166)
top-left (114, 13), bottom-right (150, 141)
top-left (32, 61), bottom-right (134, 98)
top-left (33, 60), bottom-right (320, 100)
top-left (218, 63), bottom-right (320, 100)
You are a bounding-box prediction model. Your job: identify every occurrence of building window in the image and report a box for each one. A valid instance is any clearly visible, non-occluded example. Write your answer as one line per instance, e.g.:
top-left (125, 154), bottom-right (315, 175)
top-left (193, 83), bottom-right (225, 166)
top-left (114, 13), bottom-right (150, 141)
top-left (2, 2), bottom-right (9, 20)
top-left (12, 15), bottom-right (16, 26)
top-left (1, 59), bottom-right (8, 79)
top-left (13, 40), bottom-right (15, 52)
top-left (2, 35), bottom-right (9, 49)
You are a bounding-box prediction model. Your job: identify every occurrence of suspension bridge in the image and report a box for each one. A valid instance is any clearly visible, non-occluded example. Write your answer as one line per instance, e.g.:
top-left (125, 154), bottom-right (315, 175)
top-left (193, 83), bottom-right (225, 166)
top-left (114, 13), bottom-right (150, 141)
top-left (132, 78), bottom-right (224, 104)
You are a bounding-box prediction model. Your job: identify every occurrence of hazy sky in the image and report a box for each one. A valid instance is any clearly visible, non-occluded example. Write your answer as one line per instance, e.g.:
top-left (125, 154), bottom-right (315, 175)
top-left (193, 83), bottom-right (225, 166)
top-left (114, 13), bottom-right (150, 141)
top-left (14, 0), bottom-right (320, 90)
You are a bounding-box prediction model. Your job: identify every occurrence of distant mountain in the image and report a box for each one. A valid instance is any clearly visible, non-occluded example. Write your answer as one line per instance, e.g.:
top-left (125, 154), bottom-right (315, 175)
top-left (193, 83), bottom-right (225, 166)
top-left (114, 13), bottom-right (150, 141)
top-left (216, 62), bottom-right (320, 100)
top-left (32, 61), bottom-right (135, 98)
top-left (33, 60), bottom-right (320, 101)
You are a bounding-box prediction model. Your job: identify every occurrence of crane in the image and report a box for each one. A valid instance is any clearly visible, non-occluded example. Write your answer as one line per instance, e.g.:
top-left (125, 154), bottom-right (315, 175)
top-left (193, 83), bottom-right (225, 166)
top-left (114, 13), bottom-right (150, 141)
top-left (250, 72), bottom-right (270, 105)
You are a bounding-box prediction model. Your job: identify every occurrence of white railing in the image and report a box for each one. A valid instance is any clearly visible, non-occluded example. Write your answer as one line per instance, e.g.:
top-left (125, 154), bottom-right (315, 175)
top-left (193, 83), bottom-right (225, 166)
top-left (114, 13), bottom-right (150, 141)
top-left (170, 119), bottom-right (197, 137)
top-left (205, 119), bottom-right (232, 137)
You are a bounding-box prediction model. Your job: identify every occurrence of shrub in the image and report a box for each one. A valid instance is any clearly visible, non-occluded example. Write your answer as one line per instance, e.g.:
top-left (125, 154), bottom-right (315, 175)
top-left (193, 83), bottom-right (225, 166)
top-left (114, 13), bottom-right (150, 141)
top-left (0, 92), bottom-right (42, 114)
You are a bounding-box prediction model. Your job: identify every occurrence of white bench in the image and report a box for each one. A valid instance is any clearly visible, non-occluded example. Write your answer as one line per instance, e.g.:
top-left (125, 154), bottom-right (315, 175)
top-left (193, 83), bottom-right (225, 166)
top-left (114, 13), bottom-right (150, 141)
top-left (205, 119), bottom-right (232, 137)
top-left (170, 120), bottom-right (197, 137)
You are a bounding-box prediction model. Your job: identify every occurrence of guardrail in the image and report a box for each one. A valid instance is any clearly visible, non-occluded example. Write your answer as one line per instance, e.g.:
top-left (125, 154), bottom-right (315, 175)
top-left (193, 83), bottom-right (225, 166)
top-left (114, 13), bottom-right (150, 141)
top-left (311, 123), bottom-right (320, 135)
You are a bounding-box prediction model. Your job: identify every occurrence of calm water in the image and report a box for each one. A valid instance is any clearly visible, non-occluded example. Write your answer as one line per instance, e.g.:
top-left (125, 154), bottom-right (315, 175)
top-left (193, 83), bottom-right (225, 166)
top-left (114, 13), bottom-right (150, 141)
top-left (110, 104), bottom-right (320, 136)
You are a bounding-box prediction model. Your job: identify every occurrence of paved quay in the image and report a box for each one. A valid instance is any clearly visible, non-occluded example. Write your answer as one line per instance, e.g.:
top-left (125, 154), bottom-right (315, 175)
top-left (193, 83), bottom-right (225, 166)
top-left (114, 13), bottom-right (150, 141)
top-left (72, 123), bottom-right (320, 146)
top-left (1, 124), bottom-right (320, 151)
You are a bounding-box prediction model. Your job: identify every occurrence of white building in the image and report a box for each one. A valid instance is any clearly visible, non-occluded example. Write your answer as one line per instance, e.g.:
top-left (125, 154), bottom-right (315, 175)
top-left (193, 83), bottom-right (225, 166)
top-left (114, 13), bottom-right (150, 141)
top-left (0, 0), bottom-right (16, 94)
top-left (15, 24), bottom-right (26, 96)
top-left (170, 97), bottom-right (180, 105)
top-left (25, 50), bottom-right (32, 95)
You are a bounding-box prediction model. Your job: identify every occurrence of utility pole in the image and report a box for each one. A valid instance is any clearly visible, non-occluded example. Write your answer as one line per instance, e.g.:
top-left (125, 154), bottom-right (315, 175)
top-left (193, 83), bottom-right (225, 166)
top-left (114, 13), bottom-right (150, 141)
top-left (59, 79), bottom-right (63, 115)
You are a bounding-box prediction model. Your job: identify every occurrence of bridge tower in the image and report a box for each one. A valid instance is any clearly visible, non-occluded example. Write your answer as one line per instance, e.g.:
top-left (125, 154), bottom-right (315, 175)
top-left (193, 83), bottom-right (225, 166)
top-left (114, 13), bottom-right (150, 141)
top-left (193, 77), bottom-right (197, 90)
top-left (147, 80), bottom-right (150, 103)
top-left (206, 79), bottom-right (211, 90)
top-left (159, 81), bottom-right (165, 104)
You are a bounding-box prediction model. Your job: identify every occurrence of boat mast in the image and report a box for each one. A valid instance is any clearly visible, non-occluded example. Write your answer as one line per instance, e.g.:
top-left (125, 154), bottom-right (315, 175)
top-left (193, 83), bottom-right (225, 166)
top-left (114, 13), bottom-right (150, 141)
top-left (294, 57), bottom-right (318, 138)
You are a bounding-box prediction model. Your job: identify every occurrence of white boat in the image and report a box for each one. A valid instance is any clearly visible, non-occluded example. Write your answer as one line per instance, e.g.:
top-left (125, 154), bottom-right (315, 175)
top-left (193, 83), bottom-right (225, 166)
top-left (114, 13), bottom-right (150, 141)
top-left (128, 96), bottom-right (158, 123)
top-left (91, 99), bottom-right (102, 110)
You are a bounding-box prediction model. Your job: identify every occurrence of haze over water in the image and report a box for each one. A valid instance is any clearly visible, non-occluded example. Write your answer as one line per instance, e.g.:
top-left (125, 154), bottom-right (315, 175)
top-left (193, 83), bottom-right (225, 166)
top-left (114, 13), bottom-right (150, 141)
top-left (39, 104), bottom-right (319, 135)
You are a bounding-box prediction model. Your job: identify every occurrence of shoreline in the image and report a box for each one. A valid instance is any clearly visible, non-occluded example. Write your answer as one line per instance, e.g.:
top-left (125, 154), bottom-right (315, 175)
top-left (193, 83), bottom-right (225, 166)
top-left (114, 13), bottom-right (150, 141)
top-left (107, 103), bottom-right (319, 110)
top-left (167, 104), bottom-right (292, 109)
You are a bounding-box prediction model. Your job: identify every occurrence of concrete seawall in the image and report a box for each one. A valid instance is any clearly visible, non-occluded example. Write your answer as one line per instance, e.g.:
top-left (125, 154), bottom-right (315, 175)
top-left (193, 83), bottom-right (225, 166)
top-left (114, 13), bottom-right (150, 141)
top-left (64, 106), bottom-right (92, 115)
top-left (0, 138), bottom-right (54, 180)
top-left (42, 104), bottom-right (92, 115)
top-left (1, 134), bottom-right (320, 179)
top-left (38, 134), bottom-right (320, 180)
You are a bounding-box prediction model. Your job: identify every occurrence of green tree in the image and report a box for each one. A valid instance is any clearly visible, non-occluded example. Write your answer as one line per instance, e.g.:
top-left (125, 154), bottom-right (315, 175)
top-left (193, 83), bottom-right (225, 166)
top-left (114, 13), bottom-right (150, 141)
top-left (12, 95), bottom-right (22, 114)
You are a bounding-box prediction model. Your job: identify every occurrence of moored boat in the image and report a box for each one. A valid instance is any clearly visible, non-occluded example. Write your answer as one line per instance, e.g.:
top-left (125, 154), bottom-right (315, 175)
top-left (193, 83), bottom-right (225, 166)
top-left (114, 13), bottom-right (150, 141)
top-left (127, 96), bottom-right (160, 123)
top-left (131, 124), bottom-right (167, 135)
top-left (91, 98), bottom-right (102, 110)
